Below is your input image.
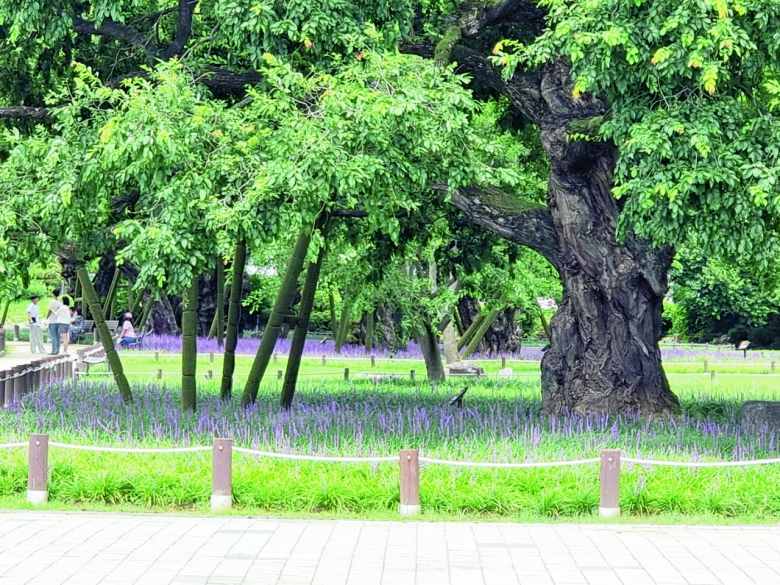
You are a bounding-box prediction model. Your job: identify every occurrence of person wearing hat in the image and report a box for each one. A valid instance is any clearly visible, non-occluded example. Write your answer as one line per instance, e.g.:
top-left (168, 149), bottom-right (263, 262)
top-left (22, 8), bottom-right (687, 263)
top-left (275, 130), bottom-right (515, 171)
top-left (118, 312), bottom-right (137, 347)
top-left (26, 295), bottom-right (45, 354)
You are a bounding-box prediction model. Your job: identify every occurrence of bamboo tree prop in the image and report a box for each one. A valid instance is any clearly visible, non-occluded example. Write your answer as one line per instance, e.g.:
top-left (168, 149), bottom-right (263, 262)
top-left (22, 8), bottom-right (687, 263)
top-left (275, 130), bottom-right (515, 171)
top-left (335, 294), bottom-right (354, 353)
top-left (103, 267), bottom-right (120, 319)
top-left (181, 281), bottom-right (198, 411)
top-left (128, 287), bottom-right (144, 319)
top-left (139, 293), bottom-right (155, 332)
top-left (208, 281), bottom-right (231, 339)
top-left (76, 264), bottom-right (133, 402)
top-left (364, 311), bottom-right (374, 353)
top-left (74, 278), bottom-right (82, 314)
top-left (127, 284), bottom-right (134, 317)
top-left (216, 257), bottom-right (225, 348)
top-left (462, 293), bottom-right (507, 359)
top-left (328, 292), bottom-right (338, 339)
top-left (0, 299), bottom-right (9, 326)
top-left (281, 245), bottom-right (326, 408)
top-left (456, 312), bottom-right (485, 351)
top-left (241, 227), bottom-right (313, 406)
top-left (221, 241), bottom-right (246, 400)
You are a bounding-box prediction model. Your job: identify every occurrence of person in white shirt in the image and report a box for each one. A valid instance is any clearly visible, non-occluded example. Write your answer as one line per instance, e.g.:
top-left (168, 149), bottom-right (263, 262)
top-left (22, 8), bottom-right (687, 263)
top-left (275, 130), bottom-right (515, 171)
top-left (26, 295), bottom-right (45, 354)
top-left (58, 297), bottom-right (72, 355)
top-left (46, 289), bottom-right (63, 355)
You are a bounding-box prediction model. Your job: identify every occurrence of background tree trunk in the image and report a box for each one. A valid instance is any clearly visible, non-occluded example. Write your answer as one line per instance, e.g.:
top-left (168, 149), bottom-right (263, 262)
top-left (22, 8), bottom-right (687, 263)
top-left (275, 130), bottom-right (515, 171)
top-left (375, 305), bottom-right (397, 350)
top-left (532, 67), bottom-right (679, 415)
top-left (0, 300), bottom-right (9, 327)
top-left (334, 294), bottom-right (353, 354)
top-left (281, 245), bottom-right (325, 408)
top-left (242, 227), bottom-right (312, 406)
top-left (364, 311), bottom-right (374, 354)
top-left (442, 320), bottom-right (460, 364)
top-left (181, 281), bottom-right (198, 412)
top-left (417, 321), bottom-right (445, 381)
top-left (328, 292), bottom-right (338, 339)
top-left (216, 256), bottom-right (225, 348)
top-left (221, 241), bottom-right (246, 400)
top-left (76, 264), bottom-right (132, 402)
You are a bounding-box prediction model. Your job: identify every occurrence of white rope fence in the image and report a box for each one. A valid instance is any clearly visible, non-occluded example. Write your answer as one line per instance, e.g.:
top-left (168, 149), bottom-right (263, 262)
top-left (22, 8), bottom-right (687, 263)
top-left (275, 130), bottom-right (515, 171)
top-left (10, 436), bottom-right (780, 516)
top-left (233, 446), bottom-right (399, 463)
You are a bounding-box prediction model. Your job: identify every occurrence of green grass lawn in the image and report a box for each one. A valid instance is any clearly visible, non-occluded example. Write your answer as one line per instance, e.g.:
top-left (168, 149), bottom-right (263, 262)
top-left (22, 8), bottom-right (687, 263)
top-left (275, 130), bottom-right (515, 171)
top-left (1, 363), bottom-right (780, 521)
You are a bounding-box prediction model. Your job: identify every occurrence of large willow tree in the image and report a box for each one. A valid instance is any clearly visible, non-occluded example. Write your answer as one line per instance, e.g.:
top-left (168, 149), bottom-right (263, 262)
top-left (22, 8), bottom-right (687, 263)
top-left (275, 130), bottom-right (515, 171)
top-left (2, 0), bottom-right (780, 414)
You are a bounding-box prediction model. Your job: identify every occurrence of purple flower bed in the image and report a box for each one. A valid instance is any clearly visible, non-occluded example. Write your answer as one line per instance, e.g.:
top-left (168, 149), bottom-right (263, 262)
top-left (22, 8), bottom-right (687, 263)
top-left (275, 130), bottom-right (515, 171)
top-left (132, 334), bottom-right (544, 360)
top-left (0, 378), bottom-right (774, 462)
top-left (127, 334), bottom-right (776, 363)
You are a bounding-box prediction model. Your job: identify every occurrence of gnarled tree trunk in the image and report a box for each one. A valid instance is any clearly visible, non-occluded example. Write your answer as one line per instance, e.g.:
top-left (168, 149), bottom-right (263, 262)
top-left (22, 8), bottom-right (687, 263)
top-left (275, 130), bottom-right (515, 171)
top-left (435, 45), bottom-right (680, 415)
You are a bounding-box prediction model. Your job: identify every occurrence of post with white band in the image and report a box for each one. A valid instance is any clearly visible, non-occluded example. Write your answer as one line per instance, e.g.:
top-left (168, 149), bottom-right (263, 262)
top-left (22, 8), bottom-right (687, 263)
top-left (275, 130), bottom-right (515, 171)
top-left (211, 438), bottom-right (233, 511)
top-left (599, 449), bottom-right (621, 517)
top-left (27, 434), bottom-right (49, 504)
top-left (399, 449), bottom-right (421, 516)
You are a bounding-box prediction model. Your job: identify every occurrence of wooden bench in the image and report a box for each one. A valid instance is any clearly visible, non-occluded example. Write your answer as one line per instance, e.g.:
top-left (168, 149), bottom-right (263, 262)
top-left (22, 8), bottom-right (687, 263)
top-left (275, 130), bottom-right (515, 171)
top-left (95, 320), bottom-right (119, 344)
top-left (78, 345), bottom-right (110, 373)
top-left (76, 320), bottom-right (95, 344)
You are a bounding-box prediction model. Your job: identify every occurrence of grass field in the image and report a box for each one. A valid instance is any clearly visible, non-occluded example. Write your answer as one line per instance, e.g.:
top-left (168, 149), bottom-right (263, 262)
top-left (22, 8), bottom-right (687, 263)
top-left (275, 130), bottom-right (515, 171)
top-left (2, 353), bottom-right (780, 520)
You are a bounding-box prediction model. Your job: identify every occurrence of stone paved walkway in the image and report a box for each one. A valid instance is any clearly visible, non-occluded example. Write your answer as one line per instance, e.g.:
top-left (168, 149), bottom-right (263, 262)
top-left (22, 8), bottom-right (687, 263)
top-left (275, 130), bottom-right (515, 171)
top-left (1, 512), bottom-right (780, 584)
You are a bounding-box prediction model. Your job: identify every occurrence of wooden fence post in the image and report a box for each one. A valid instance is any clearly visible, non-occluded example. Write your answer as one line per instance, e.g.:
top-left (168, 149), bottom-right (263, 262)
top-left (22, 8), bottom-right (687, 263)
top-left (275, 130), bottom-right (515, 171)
top-left (501, 356), bottom-right (506, 369)
top-left (344, 368), bottom-right (349, 381)
top-left (211, 438), bottom-right (233, 511)
top-left (155, 351), bottom-right (159, 362)
top-left (157, 369), bottom-right (163, 380)
top-left (13, 366), bottom-right (25, 402)
top-left (371, 355), bottom-right (376, 368)
top-left (27, 434), bottom-right (49, 504)
top-left (599, 449), bottom-right (621, 517)
top-left (410, 370), bottom-right (416, 382)
top-left (773, 361), bottom-right (776, 374)
top-left (210, 352), bottom-right (215, 364)
top-left (322, 355), bottom-right (327, 366)
top-left (0, 372), bottom-right (5, 408)
top-left (703, 361), bottom-right (708, 373)
top-left (277, 370), bottom-right (283, 380)
top-left (399, 449), bottom-right (420, 516)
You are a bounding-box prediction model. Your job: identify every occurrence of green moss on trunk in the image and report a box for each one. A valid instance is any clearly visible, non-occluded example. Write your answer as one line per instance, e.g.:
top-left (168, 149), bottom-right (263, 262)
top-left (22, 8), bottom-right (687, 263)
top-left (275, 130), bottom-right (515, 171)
top-left (181, 281), bottom-right (198, 411)
top-left (281, 245), bottom-right (325, 409)
top-left (76, 264), bottom-right (132, 402)
top-left (216, 256), bottom-right (225, 348)
top-left (241, 228), bottom-right (312, 406)
top-left (221, 241), bottom-right (246, 400)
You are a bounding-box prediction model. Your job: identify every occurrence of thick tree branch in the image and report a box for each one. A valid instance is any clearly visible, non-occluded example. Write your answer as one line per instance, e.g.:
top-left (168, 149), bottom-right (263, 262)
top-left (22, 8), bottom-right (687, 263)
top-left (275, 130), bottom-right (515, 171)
top-left (443, 184), bottom-right (561, 271)
top-left (331, 209), bottom-right (411, 219)
top-left (72, 16), bottom-right (158, 56)
top-left (0, 106), bottom-right (49, 119)
top-left (163, 0), bottom-right (197, 59)
top-left (400, 41), bottom-right (546, 123)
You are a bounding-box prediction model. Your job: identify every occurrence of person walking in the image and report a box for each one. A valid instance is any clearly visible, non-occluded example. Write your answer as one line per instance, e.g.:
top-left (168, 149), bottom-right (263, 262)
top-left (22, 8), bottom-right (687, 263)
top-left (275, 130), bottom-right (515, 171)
top-left (58, 297), bottom-right (71, 355)
top-left (26, 295), bottom-right (45, 354)
top-left (46, 289), bottom-right (63, 355)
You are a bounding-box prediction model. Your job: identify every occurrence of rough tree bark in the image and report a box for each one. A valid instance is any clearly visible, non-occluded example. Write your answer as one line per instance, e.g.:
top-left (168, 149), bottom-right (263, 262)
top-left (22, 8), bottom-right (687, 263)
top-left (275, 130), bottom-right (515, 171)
top-left (417, 322), bottom-right (446, 381)
top-left (221, 241), bottom-right (246, 400)
top-left (406, 10), bottom-right (679, 415)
